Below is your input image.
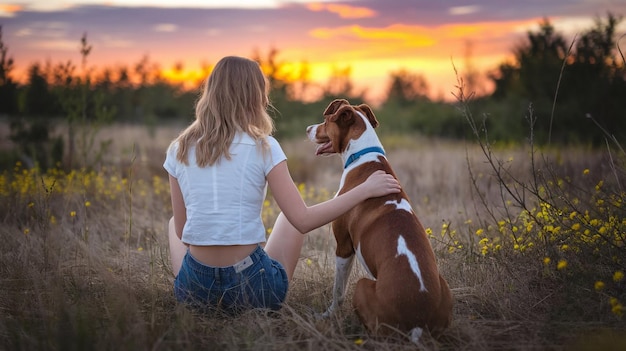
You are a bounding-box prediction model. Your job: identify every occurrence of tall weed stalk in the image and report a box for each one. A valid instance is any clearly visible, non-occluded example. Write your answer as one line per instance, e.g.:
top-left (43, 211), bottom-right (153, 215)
top-left (452, 50), bottom-right (625, 326)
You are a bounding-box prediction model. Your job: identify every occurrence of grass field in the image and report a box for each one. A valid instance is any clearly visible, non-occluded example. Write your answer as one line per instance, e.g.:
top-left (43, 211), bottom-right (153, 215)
top-left (1, 122), bottom-right (625, 350)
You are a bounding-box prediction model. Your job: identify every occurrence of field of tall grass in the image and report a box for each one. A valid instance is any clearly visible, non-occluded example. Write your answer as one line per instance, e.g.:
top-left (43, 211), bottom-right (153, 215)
top-left (1, 116), bottom-right (625, 350)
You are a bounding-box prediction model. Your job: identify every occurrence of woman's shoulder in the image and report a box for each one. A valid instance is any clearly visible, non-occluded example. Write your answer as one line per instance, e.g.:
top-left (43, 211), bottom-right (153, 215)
top-left (265, 135), bottom-right (281, 147)
top-left (166, 140), bottom-right (180, 155)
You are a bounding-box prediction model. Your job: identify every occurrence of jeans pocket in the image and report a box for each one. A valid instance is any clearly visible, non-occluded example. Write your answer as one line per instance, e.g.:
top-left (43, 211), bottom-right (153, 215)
top-left (262, 262), bottom-right (288, 309)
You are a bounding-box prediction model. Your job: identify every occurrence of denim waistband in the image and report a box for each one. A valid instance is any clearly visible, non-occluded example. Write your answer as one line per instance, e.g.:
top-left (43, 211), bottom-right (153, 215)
top-left (185, 245), bottom-right (265, 280)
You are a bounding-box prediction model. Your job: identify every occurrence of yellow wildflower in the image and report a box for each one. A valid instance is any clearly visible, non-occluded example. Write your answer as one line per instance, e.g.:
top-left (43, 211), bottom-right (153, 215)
top-left (543, 257), bottom-right (551, 266)
top-left (557, 259), bottom-right (567, 270)
top-left (610, 297), bottom-right (623, 317)
top-left (595, 180), bottom-right (603, 191)
top-left (70, 211), bottom-right (77, 217)
top-left (481, 246), bottom-right (488, 256)
top-left (23, 228), bottom-right (30, 235)
top-left (583, 169), bottom-right (590, 175)
top-left (614, 271), bottom-right (624, 282)
top-left (594, 281), bottom-right (605, 291)
top-left (475, 228), bottom-right (484, 236)
top-left (526, 222), bottom-right (533, 233)
top-left (354, 338), bottom-right (364, 346)
top-left (84, 201), bottom-right (91, 207)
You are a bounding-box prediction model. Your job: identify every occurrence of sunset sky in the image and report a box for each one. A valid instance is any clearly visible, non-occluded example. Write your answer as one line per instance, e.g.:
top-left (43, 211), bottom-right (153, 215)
top-left (2, 0), bottom-right (626, 102)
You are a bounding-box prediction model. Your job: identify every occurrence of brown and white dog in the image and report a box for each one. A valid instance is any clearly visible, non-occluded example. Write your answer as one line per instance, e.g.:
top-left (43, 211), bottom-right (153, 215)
top-left (306, 99), bottom-right (453, 341)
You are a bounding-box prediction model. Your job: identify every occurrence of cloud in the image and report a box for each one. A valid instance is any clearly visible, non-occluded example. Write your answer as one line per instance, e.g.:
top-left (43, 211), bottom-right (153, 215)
top-left (31, 39), bottom-right (79, 51)
top-left (0, 4), bottom-right (24, 17)
top-left (310, 24), bottom-right (435, 47)
top-left (449, 5), bottom-right (481, 16)
top-left (15, 21), bottom-right (71, 39)
top-left (15, 28), bottom-right (33, 37)
top-left (306, 2), bottom-right (377, 19)
top-left (308, 19), bottom-right (537, 49)
top-left (441, 19), bottom-right (538, 39)
top-left (154, 23), bottom-right (178, 32)
top-left (9, 0), bottom-right (303, 12)
top-left (10, 0), bottom-right (75, 12)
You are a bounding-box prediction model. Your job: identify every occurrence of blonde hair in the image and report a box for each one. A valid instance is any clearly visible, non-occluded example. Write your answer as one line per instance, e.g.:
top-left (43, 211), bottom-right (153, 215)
top-left (173, 56), bottom-right (274, 167)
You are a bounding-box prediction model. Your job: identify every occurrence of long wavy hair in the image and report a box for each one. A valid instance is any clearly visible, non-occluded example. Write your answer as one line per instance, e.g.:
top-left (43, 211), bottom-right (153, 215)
top-left (173, 56), bottom-right (274, 167)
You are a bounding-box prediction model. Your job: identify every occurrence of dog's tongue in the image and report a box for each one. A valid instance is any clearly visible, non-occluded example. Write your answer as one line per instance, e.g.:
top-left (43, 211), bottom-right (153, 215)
top-left (315, 142), bottom-right (334, 155)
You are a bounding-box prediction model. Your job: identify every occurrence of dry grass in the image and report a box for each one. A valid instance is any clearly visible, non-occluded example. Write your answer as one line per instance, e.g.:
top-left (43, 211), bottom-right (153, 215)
top-left (1, 123), bottom-right (625, 350)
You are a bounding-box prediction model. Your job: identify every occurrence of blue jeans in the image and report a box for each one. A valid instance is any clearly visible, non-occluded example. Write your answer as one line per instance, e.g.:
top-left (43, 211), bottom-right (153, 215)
top-left (174, 245), bottom-right (288, 314)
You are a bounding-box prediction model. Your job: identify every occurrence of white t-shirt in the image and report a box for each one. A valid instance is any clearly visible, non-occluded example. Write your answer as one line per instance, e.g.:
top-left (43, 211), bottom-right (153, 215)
top-left (163, 133), bottom-right (286, 246)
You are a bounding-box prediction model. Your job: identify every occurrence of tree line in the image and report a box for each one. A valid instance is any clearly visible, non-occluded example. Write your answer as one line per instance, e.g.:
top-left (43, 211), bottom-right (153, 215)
top-left (0, 13), bottom-right (625, 169)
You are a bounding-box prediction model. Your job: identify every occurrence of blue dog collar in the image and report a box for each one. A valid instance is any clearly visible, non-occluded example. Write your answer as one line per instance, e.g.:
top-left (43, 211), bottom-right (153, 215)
top-left (344, 146), bottom-right (385, 169)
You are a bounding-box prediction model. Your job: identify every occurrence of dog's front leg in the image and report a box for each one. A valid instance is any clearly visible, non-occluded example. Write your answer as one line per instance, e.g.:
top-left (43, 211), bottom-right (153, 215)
top-left (322, 255), bottom-right (354, 317)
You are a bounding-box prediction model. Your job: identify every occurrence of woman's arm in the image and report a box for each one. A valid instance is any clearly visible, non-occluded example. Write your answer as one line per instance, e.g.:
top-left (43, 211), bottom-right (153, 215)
top-left (169, 175), bottom-right (187, 240)
top-left (267, 161), bottom-right (400, 234)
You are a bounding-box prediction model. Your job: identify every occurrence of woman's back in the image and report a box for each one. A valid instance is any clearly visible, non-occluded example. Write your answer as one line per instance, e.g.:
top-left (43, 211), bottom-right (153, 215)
top-left (165, 133), bottom-right (286, 247)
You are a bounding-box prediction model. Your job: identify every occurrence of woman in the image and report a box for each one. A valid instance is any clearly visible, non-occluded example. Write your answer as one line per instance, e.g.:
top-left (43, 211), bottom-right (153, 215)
top-left (164, 56), bottom-right (400, 313)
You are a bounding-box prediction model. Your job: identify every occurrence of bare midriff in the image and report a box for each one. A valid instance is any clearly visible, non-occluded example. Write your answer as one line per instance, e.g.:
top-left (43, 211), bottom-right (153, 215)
top-left (189, 243), bottom-right (260, 267)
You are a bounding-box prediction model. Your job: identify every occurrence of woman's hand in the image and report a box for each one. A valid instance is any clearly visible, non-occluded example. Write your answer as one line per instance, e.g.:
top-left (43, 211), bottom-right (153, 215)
top-left (361, 170), bottom-right (401, 198)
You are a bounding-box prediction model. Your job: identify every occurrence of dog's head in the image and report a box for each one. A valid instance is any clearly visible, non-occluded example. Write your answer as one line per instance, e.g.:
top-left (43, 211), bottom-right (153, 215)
top-left (306, 99), bottom-right (379, 156)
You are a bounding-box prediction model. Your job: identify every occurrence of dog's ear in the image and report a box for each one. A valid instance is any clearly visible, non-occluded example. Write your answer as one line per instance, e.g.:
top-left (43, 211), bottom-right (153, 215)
top-left (323, 99), bottom-right (350, 116)
top-left (329, 104), bottom-right (356, 126)
top-left (356, 104), bottom-right (379, 128)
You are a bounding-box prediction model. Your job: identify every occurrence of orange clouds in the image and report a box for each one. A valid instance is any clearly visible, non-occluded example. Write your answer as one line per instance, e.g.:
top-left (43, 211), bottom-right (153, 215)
top-left (442, 19), bottom-right (540, 39)
top-left (306, 2), bottom-right (376, 19)
top-left (0, 4), bottom-right (23, 17)
top-left (310, 24), bottom-right (435, 47)
top-left (309, 18), bottom-right (542, 58)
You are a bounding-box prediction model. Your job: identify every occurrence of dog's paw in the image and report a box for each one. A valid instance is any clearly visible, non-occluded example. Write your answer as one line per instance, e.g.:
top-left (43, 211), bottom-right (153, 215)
top-left (314, 306), bottom-right (336, 320)
top-left (314, 309), bottom-right (330, 320)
